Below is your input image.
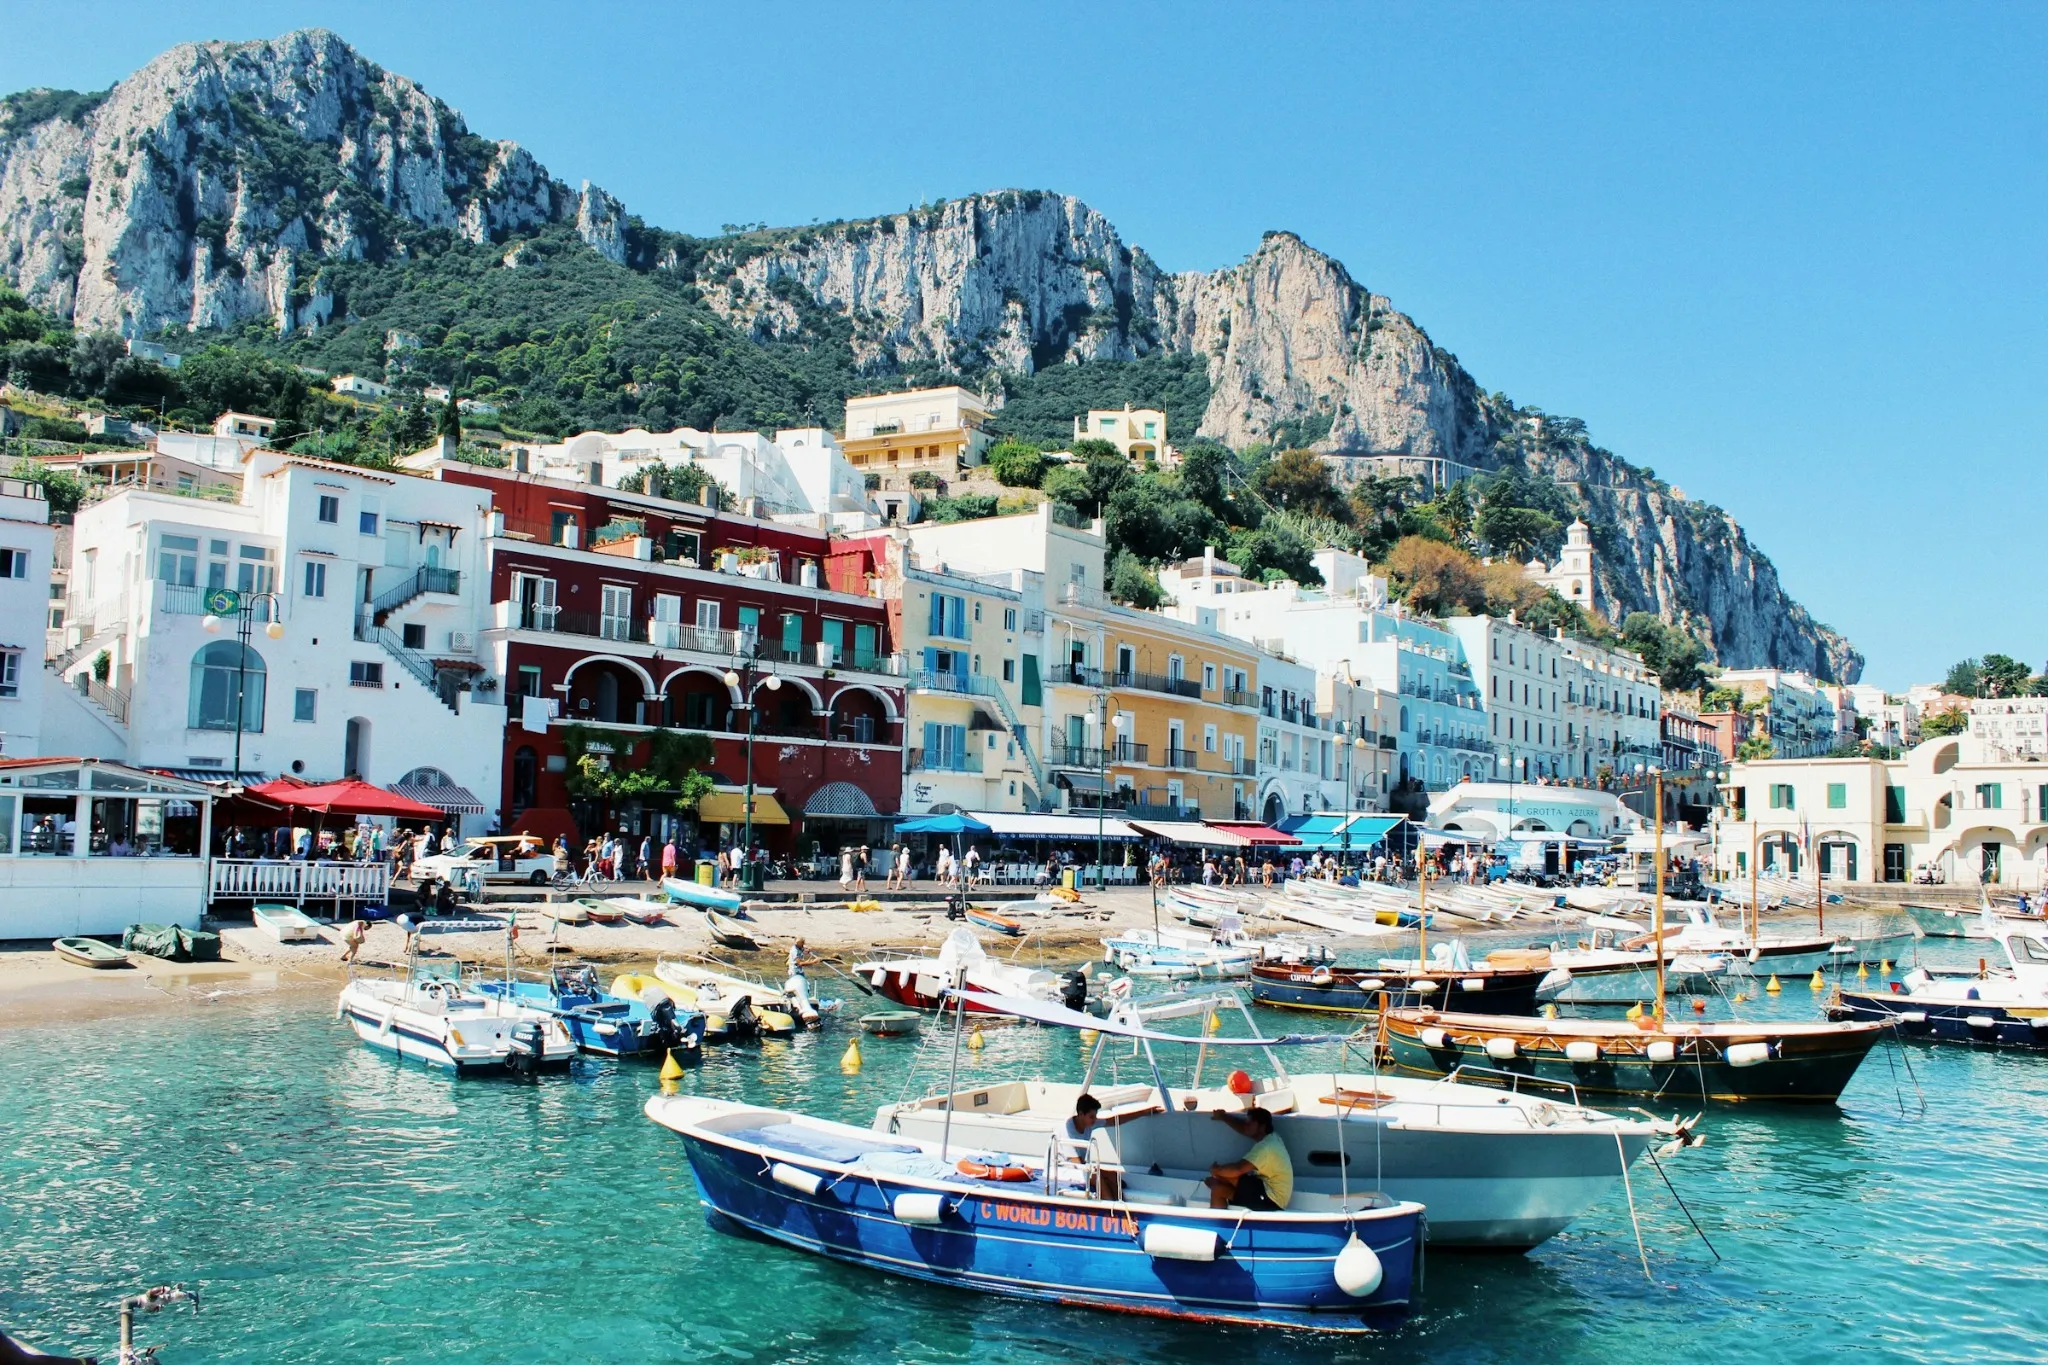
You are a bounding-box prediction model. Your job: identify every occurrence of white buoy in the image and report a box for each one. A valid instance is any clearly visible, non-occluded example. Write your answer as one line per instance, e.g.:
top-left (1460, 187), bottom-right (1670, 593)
top-left (1724, 1041), bottom-right (1771, 1068)
top-left (1646, 1040), bottom-right (1677, 1063)
top-left (1484, 1036), bottom-right (1519, 1060)
top-left (1419, 1027), bottom-right (1449, 1048)
top-left (1460, 978), bottom-right (1486, 993)
top-left (892, 1192), bottom-right (947, 1224)
top-left (771, 1162), bottom-right (825, 1195)
top-left (1142, 1223), bottom-right (1220, 1262)
top-left (1565, 1040), bottom-right (1601, 1063)
top-left (1334, 1234), bottom-right (1384, 1297)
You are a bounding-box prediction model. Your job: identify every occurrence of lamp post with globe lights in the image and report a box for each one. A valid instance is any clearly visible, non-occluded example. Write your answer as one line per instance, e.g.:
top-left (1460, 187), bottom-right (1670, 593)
top-left (723, 656), bottom-right (781, 889)
top-left (200, 588), bottom-right (284, 781)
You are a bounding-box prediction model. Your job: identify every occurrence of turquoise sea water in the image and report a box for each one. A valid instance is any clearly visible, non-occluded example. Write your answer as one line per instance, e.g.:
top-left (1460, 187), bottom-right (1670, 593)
top-left (4, 949), bottom-right (2046, 1364)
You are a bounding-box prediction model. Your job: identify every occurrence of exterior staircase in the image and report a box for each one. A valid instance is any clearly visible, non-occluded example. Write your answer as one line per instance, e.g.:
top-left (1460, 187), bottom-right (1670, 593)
top-left (355, 614), bottom-right (460, 714)
top-left (368, 565), bottom-right (460, 625)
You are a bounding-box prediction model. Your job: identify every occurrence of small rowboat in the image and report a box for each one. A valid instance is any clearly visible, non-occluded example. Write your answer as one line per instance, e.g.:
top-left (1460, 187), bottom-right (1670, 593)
top-left (859, 1009), bottom-right (923, 1037)
top-left (53, 937), bottom-right (129, 969)
top-left (966, 906), bottom-right (1024, 937)
top-left (582, 899), bottom-right (627, 925)
top-left (702, 908), bottom-right (759, 951)
top-left (254, 902), bottom-right (322, 943)
top-left (607, 898), bottom-right (669, 927)
top-left (551, 901), bottom-right (591, 926)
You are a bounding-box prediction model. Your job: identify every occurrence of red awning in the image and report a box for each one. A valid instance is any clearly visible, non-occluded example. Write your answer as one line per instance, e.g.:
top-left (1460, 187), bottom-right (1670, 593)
top-left (245, 778), bottom-right (447, 820)
top-left (1204, 822), bottom-right (1301, 846)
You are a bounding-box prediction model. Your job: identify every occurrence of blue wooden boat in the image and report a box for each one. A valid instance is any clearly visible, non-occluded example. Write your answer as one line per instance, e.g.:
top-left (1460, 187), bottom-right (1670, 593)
top-left (1831, 918), bottom-right (2048, 1051)
top-left (472, 965), bottom-right (705, 1058)
top-left (662, 876), bottom-right (746, 914)
top-left (645, 1094), bottom-right (1423, 1332)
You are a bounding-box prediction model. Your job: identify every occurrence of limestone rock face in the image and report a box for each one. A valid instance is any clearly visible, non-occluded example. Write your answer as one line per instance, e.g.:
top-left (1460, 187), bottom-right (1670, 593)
top-left (0, 32), bottom-right (1857, 679)
top-left (0, 28), bottom-right (599, 336)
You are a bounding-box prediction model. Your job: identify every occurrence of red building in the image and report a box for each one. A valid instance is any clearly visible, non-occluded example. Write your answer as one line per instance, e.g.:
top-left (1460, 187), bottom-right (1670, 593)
top-left (439, 464), bottom-right (905, 860)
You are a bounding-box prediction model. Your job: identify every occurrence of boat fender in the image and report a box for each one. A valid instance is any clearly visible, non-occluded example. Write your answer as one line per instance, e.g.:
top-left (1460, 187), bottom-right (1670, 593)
top-left (1645, 1040), bottom-right (1678, 1063)
top-left (771, 1162), bottom-right (826, 1196)
top-left (870, 967), bottom-right (889, 989)
top-left (1966, 1015), bottom-right (1996, 1029)
top-left (892, 1192), bottom-right (948, 1225)
top-left (1333, 1234), bottom-right (1384, 1297)
top-left (1142, 1223), bottom-right (1220, 1262)
top-left (1484, 1036), bottom-right (1518, 1061)
top-left (1565, 1040), bottom-right (1602, 1063)
top-left (956, 1157), bottom-right (1031, 1182)
top-left (1419, 1027), bottom-right (1449, 1049)
top-left (1461, 978), bottom-right (1487, 993)
top-left (1898, 1011), bottom-right (1928, 1024)
top-left (1411, 978), bottom-right (1439, 994)
top-left (1724, 1041), bottom-right (1772, 1068)
top-left (1359, 978), bottom-right (1385, 993)
top-left (1309, 966), bottom-right (1335, 987)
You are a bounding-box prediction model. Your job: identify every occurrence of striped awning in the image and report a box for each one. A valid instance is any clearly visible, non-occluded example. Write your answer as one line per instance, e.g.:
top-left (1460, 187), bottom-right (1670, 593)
top-left (151, 768), bottom-right (266, 786)
top-left (389, 781), bottom-right (489, 815)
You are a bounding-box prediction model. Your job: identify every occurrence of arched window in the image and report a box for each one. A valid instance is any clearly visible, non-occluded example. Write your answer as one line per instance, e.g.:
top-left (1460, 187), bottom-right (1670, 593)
top-left (189, 641), bottom-right (265, 732)
top-left (398, 766), bottom-right (457, 788)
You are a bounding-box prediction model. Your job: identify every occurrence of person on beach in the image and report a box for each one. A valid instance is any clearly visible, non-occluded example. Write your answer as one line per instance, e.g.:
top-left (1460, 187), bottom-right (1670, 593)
top-left (661, 837), bottom-right (678, 882)
top-left (637, 835), bottom-right (652, 883)
top-left (1204, 1107), bottom-right (1292, 1211)
top-left (839, 846), bottom-right (855, 891)
top-left (339, 919), bottom-right (367, 965)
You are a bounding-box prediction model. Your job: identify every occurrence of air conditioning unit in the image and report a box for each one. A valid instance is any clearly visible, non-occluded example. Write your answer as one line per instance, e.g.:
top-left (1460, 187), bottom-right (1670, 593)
top-left (448, 630), bottom-right (474, 653)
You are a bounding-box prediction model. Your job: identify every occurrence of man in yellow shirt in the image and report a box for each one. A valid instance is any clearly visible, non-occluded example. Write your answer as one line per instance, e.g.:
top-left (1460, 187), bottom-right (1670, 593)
top-left (1204, 1106), bottom-right (1293, 1210)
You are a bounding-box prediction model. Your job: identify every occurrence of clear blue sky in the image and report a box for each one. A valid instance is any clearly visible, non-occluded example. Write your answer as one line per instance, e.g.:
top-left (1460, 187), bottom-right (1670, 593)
top-left (5, 1), bottom-right (2041, 689)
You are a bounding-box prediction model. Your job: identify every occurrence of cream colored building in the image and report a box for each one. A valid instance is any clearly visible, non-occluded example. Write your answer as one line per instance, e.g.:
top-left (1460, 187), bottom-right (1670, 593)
top-left (1073, 406), bottom-right (1167, 465)
top-left (1717, 736), bottom-right (2048, 888)
top-left (841, 386), bottom-right (992, 489)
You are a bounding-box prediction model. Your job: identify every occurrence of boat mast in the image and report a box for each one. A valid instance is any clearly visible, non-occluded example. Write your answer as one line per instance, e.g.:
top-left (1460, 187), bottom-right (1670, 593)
top-left (1814, 824), bottom-right (1825, 936)
top-left (1653, 767), bottom-right (1667, 1020)
top-left (1749, 822), bottom-right (1760, 944)
top-left (1416, 829), bottom-right (1428, 965)
top-left (939, 966), bottom-right (968, 1161)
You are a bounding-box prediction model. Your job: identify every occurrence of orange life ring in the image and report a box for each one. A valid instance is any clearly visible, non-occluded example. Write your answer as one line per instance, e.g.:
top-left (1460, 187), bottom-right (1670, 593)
top-left (956, 1158), bottom-right (1032, 1182)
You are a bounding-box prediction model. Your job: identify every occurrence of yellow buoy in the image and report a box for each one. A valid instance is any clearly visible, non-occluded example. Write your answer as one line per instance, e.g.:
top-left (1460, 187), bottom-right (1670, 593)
top-left (1625, 1001), bottom-right (1644, 1021)
top-left (1206, 1012), bottom-right (1222, 1034)
top-left (1080, 1028), bottom-right (1100, 1044)
top-left (659, 1049), bottom-right (685, 1094)
top-left (1765, 975), bottom-right (1782, 994)
top-left (840, 1039), bottom-right (862, 1073)
top-left (968, 1025), bottom-right (986, 1050)
top-left (1809, 971), bottom-right (1825, 991)
top-left (1881, 959), bottom-right (1892, 973)
top-left (1856, 963), bottom-right (1869, 980)
top-left (1542, 1003), bottom-right (1559, 1019)
top-left (1732, 991), bottom-right (1749, 1004)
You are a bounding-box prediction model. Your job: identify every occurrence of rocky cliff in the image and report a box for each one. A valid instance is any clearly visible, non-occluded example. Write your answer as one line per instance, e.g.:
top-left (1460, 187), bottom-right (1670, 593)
top-left (0, 28), bottom-right (619, 336)
top-left (0, 31), bottom-right (1859, 680)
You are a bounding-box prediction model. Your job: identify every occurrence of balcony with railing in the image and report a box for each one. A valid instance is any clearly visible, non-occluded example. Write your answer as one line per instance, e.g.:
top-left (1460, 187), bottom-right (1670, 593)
top-left (501, 601), bottom-right (904, 676)
top-left (1051, 662), bottom-right (1202, 700)
top-left (1223, 688), bottom-right (1255, 708)
top-left (1163, 746), bottom-right (1200, 771)
top-left (1049, 741), bottom-right (1148, 768)
top-left (158, 581), bottom-right (276, 620)
top-left (910, 747), bottom-right (984, 774)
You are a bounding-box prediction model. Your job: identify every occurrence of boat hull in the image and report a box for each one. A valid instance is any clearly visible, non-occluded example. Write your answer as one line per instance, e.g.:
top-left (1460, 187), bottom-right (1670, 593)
top-left (661, 1105), bottom-right (1421, 1332)
top-left (52, 937), bottom-right (129, 968)
top-left (1250, 965), bottom-right (1547, 1016)
top-left (1832, 989), bottom-right (2048, 1051)
top-left (662, 876), bottom-right (746, 913)
top-left (1381, 1012), bottom-right (1884, 1103)
top-left (1900, 904), bottom-right (1986, 940)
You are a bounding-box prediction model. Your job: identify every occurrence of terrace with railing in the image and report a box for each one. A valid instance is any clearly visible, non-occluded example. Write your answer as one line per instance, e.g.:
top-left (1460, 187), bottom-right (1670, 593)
top-left (1051, 662), bottom-right (1202, 700)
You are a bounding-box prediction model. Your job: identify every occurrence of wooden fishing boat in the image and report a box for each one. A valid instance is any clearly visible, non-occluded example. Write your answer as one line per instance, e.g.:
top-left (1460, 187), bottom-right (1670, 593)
top-left (1250, 960), bottom-right (1553, 1015)
top-left (581, 899), bottom-right (627, 925)
top-left (701, 908), bottom-right (759, 951)
top-left (858, 1009), bottom-right (923, 1037)
top-left (53, 937), bottom-right (129, 969)
top-left (253, 903), bottom-right (323, 943)
top-left (1379, 1007), bottom-right (1886, 1103)
top-left (965, 905), bottom-right (1024, 937)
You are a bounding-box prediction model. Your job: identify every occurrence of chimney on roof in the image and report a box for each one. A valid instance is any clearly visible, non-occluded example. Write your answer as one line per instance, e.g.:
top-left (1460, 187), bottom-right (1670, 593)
top-left (1203, 544), bottom-right (1215, 576)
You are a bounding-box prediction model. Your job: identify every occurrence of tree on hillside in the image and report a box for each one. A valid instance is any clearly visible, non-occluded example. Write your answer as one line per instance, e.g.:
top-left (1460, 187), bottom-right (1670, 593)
top-left (1104, 481), bottom-right (1225, 566)
top-left (1228, 524), bottom-right (1322, 586)
top-left (1108, 549), bottom-right (1164, 608)
top-left (1920, 707), bottom-right (1968, 738)
top-left (1256, 448), bottom-right (1346, 520)
top-left (1477, 503), bottom-right (1562, 562)
top-left (1173, 440), bottom-right (1244, 524)
top-left (984, 440), bottom-right (1047, 488)
top-left (437, 395), bottom-right (462, 446)
top-left (1621, 611), bottom-right (1710, 692)
top-left (1941, 658), bottom-right (1982, 697)
top-left (1978, 653), bottom-right (2034, 698)
top-left (1383, 536), bottom-right (1484, 616)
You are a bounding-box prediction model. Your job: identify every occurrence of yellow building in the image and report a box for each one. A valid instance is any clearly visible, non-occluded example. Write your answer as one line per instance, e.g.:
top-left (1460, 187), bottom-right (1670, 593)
top-left (841, 386), bottom-right (992, 488)
top-left (1073, 405), bottom-right (1167, 465)
top-left (899, 502), bottom-right (1259, 820)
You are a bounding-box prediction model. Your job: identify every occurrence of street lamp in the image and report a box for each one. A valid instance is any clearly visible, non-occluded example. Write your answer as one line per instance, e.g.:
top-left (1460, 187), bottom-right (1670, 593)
top-left (723, 658), bottom-right (782, 885)
top-left (1085, 703), bottom-right (1127, 885)
top-left (1337, 721), bottom-right (1369, 872)
top-left (201, 589), bottom-right (284, 781)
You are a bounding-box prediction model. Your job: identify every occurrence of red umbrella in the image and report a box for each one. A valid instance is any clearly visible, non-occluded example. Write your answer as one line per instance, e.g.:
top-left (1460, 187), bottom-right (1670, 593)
top-left (245, 778), bottom-right (447, 821)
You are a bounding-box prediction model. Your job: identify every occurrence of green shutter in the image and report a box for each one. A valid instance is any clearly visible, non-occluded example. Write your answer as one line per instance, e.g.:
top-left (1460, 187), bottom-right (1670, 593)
top-left (1826, 783), bottom-right (1846, 809)
top-left (1020, 653), bottom-right (1042, 706)
top-left (781, 612), bottom-right (803, 655)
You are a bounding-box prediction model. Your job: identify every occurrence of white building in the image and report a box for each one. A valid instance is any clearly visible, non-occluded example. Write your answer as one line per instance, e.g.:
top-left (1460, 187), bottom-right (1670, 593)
top-left (1845, 683), bottom-right (1915, 748)
top-left (0, 477), bottom-right (55, 757)
top-left (1527, 517), bottom-right (1596, 609)
top-left (332, 375), bottom-right (391, 401)
top-left (1969, 697), bottom-right (2048, 759)
top-left (1253, 651), bottom-right (1340, 825)
top-left (1074, 405), bottom-right (1168, 465)
top-left (1429, 780), bottom-right (1643, 842)
top-left (56, 452), bottom-right (505, 823)
top-left (1716, 668), bottom-right (1839, 758)
top-left (1719, 736), bottom-right (2048, 888)
top-left (1558, 636), bottom-right (1664, 779)
top-left (501, 426), bottom-right (870, 526)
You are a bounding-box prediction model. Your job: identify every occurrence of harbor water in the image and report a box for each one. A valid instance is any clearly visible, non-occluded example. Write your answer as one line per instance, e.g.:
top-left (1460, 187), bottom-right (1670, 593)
top-left (4, 953), bottom-right (2045, 1363)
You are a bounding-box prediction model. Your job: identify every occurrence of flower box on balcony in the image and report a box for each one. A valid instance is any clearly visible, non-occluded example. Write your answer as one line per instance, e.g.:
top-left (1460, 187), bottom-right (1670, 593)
top-left (592, 534), bottom-right (653, 560)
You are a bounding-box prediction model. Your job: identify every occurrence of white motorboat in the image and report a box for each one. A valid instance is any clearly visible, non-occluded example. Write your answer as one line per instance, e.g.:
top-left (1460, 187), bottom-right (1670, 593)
top-left (873, 988), bottom-right (1687, 1250)
top-left (1834, 916), bottom-right (2048, 1051)
top-left (1651, 906), bottom-right (1840, 977)
top-left (852, 927), bottom-right (1067, 1012)
top-left (337, 962), bottom-right (575, 1072)
top-left (1101, 925), bottom-right (1256, 978)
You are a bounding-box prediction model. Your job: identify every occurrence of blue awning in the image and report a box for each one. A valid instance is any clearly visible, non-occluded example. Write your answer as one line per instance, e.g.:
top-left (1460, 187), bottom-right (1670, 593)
top-left (1276, 813), bottom-right (1405, 852)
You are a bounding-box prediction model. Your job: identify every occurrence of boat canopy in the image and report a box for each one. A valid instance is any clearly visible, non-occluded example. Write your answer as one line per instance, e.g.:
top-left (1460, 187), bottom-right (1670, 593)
top-left (950, 988), bottom-right (1350, 1046)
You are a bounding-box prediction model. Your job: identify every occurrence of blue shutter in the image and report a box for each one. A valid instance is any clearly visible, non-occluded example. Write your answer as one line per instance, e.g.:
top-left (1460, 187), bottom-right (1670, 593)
top-left (929, 594), bottom-right (945, 637)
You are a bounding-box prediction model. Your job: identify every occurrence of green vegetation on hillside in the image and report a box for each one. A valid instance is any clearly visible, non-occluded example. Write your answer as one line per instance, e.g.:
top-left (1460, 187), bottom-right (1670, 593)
top-left (985, 352), bottom-right (1211, 448)
top-left (0, 87), bottom-right (109, 134)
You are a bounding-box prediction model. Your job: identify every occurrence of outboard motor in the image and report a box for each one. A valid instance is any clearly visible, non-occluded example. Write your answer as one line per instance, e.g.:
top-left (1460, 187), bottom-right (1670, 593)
top-left (725, 993), bottom-right (760, 1043)
top-left (505, 1019), bottom-right (546, 1078)
top-left (647, 995), bottom-right (689, 1053)
top-left (1059, 969), bottom-right (1089, 1014)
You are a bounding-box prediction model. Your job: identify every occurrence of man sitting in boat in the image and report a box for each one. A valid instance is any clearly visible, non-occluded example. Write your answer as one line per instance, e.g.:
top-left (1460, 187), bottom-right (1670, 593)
top-left (786, 937), bottom-right (819, 981)
top-left (1204, 1107), bottom-right (1293, 1211)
